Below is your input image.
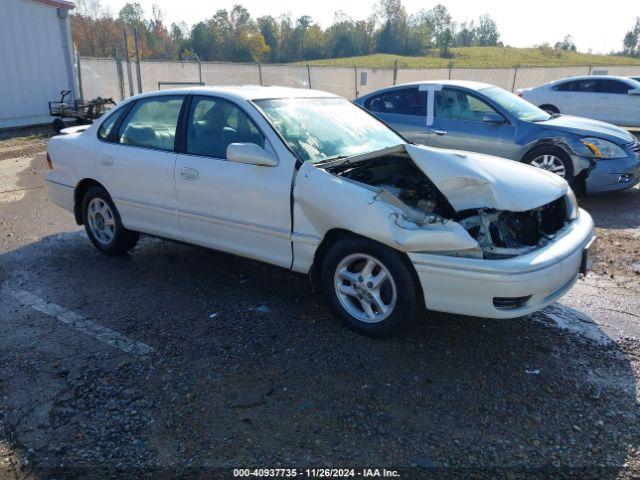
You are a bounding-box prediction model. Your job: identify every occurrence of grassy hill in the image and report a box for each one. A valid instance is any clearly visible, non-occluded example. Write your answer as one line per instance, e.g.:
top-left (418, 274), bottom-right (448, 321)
top-left (301, 47), bottom-right (640, 69)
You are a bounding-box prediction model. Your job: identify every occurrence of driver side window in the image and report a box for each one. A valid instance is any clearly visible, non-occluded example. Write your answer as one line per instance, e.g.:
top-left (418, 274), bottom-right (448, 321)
top-left (187, 96), bottom-right (264, 159)
top-left (435, 89), bottom-right (496, 122)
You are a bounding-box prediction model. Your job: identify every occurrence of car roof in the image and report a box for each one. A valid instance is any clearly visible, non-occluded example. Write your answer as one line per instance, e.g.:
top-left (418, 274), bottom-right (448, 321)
top-left (357, 80), bottom-right (494, 99)
top-left (548, 75), bottom-right (635, 84)
top-left (399, 80), bottom-right (493, 89)
top-left (123, 85), bottom-right (340, 102)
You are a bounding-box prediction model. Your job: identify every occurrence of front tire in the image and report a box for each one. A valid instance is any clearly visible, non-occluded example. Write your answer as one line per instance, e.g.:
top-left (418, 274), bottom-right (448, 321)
top-left (320, 236), bottom-right (420, 338)
top-left (523, 147), bottom-right (574, 183)
top-left (82, 186), bottom-right (139, 255)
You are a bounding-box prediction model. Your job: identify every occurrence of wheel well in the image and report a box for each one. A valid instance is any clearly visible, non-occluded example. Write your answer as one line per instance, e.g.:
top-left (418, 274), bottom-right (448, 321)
top-left (522, 143), bottom-right (574, 180)
top-left (522, 144), bottom-right (571, 163)
top-left (309, 228), bottom-right (352, 289)
top-left (73, 178), bottom-right (106, 225)
top-left (308, 228), bottom-right (426, 308)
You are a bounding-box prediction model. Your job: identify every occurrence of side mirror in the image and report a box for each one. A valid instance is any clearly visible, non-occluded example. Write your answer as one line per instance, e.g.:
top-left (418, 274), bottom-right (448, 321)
top-left (628, 89), bottom-right (640, 96)
top-left (482, 111), bottom-right (507, 124)
top-left (226, 143), bottom-right (278, 167)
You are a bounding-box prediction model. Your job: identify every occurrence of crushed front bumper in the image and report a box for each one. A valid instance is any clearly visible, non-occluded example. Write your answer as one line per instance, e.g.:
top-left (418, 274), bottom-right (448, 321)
top-left (407, 209), bottom-right (595, 319)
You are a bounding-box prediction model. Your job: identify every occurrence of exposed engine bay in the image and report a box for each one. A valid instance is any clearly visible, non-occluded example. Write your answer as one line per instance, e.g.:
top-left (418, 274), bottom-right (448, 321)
top-left (327, 155), bottom-right (569, 259)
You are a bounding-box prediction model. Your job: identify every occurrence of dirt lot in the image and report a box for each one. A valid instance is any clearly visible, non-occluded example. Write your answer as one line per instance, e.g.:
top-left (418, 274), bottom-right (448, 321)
top-left (0, 127), bottom-right (51, 162)
top-left (1, 130), bottom-right (640, 479)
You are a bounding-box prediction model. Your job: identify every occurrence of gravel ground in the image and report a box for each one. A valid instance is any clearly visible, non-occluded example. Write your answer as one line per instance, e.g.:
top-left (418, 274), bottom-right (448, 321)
top-left (0, 133), bottom-right (639, 479)
top-left (0, 126), bottom-right (52, 162)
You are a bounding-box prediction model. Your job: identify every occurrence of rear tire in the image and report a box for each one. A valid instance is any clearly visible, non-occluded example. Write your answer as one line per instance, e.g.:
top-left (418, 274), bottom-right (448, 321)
top-left (539, 104), bottom-right (559, 114)
top-left (82, 186), bottom-right (139, 255)
top-left (320, 236), bottom-right (420, 338)
top-left (523, 147), bottom-right (574, 183)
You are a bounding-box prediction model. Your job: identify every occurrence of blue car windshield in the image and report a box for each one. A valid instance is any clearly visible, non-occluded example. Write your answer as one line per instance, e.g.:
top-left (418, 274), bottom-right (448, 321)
top-left (254, 97), bottom-right (404, 163)
top-left (481, 86), bottom-right (551, 122)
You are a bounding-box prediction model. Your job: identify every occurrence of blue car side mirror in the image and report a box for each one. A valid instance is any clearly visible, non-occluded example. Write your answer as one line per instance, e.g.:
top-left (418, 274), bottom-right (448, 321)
top-left (482, 112), bottom-right (507, 124)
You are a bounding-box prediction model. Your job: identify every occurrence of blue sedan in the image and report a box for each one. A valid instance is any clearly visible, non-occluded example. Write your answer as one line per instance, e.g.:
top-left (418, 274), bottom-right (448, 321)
top-left (355, 81), bottom-right (640, 194)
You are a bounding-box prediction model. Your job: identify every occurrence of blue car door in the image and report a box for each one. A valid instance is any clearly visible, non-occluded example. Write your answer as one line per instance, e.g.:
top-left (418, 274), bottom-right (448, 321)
top-left (427, 87), bottom-right (517, 159)
top-left (362, 87), bottom-right (429, 145)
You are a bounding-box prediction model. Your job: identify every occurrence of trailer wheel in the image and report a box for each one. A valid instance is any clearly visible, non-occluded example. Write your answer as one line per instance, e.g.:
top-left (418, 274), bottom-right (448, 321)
top-left (52, 118), bottom-right (66, 134)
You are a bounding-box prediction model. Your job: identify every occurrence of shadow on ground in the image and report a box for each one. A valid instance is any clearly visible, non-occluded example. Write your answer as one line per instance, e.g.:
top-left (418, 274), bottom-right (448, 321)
top-left (0, 156), bottom-right (638, 478)
top-left (581, 185), bottom-right (640, 230)
top-left (1, 228), bottom-right (638, 478)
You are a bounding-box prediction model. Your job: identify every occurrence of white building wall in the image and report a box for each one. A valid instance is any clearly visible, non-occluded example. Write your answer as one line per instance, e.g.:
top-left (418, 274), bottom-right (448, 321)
top-left (0, 0), bottom-right (76, 129)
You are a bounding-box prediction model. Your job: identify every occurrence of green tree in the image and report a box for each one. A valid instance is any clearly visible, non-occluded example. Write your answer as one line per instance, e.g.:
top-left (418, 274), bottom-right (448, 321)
top-left (376, 0), bottom-right (410, 54)
top-left (257, 16), bottom-right (280, 61)
top-left (295, 15), bottom-right (313, 60)
top-left (455, 21), bottom-right (476, 47)
top-left (118, 2), bottom-right (143, 25)
top-left (278, 15), bottom-right (296, 62)
top-left (419, 4), bottom-right (453, 51)
top-left (475, 14), bottom-right (500, 46)
top-left (189, 21), bottom-right (222, 60)
top-left (555, 34), bottom-right (577, 52)
top-left (623, 17), bottom-right (640, 57)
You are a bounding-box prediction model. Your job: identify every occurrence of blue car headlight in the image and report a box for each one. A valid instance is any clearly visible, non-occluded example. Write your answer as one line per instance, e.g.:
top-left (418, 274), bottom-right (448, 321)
top-left (580, 137), bottom-right (627, 159)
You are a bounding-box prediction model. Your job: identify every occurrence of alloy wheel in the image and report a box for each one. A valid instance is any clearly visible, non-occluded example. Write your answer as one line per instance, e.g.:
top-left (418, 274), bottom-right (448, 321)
top-left (333, 253), bottom-right (397, 323)
top-left (87, 197), bottom-right (116, 245)
top-left (530, 154), bottom-right (566, 177)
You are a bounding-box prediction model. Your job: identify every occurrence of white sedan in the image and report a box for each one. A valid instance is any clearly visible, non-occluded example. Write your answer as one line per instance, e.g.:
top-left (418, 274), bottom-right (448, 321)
top-left (519, 75), bottom-right (640, 127)
top-left (45, 86), bottom-right (595, 337)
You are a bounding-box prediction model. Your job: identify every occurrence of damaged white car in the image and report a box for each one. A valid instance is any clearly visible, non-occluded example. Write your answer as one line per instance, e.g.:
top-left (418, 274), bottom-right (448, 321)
top-left (45, 87), bottom-right (596, 337)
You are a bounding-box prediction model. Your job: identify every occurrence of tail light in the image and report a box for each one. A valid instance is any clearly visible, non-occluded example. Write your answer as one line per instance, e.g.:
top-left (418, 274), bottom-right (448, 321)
top-left (46, 152), bottom-right (53, 170)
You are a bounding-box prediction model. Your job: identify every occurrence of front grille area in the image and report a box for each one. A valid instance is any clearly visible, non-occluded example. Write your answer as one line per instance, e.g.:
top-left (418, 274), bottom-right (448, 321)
top-left (626, 140), bottom-right (640, 158)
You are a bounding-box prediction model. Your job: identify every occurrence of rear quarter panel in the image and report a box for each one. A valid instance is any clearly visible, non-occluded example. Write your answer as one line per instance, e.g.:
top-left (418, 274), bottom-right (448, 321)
top-left (521, 87), bottom-right (547, 107)
top-left (46, 130), bottom-right (101, 189)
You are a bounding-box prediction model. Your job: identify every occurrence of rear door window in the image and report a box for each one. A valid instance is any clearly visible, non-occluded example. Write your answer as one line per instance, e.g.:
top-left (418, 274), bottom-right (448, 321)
top-left (98, 107), bottom-right (125, 141)
top-left (555, 80), bottom-right (596, 92)
top-left (364, 88), bottom-right (427, 117)
top-left (118, 96), bottom-right (184, 151)
top-left (596, 79), bottom-right (631, 94)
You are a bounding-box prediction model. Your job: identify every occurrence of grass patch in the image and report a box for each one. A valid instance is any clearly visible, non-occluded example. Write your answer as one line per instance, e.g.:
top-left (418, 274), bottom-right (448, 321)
top-left (299, 47), bottom-right (640, 69)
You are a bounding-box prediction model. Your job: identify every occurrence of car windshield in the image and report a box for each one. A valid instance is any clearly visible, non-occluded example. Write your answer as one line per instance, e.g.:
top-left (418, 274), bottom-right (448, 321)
top-left (253, 97), bottom-right (404, 163)
top-left (480, 86), bottom-right (551, 122)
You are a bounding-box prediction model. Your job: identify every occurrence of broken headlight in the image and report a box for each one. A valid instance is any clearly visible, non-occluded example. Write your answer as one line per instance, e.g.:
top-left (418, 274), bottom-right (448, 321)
top-left (565, 187), bottom-right (579, 220)
top-left (580, 137), bottom-right (626, 159)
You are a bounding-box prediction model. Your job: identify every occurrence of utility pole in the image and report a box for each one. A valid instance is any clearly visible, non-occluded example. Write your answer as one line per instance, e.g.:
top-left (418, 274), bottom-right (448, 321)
top-left (115, 47), bottom-right (125, 100)
top-left (133, 25), bottom-right (143, 94)
top-left (122, 27), bottom-right (134, 97)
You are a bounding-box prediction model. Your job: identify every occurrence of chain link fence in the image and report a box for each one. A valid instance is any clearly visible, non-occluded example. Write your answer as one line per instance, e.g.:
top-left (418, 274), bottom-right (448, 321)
top-left (77, 56), bottom-right (640, 102)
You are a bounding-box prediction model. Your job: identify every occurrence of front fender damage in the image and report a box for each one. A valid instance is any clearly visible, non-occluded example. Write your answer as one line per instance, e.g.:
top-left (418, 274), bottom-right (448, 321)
top-left (292, 144), bottom-right (570, 270)
top-left (293, 161), bottom-right (482, 261)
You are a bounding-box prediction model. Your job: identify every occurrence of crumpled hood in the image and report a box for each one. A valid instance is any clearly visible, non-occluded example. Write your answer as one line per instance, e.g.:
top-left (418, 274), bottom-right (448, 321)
top-left (537, 115), bottom-right (635, 144)
top-left (406, 144), bottom-right (568, 212)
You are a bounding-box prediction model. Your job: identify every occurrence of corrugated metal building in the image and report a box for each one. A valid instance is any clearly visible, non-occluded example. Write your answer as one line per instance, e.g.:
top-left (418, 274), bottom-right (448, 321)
top-left (0, 0), bottom-right (76, 129)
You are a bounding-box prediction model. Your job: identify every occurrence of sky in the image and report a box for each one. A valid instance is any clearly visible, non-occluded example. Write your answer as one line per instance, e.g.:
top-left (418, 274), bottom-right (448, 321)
top-left (94, 0), bottom-right (634, 54)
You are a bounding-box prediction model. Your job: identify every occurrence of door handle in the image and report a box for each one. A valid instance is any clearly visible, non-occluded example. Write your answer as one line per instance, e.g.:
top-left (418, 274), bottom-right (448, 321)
top-left (100, 155), bottom-right (114, 166)
top-left (180, 167), bottom-right (199, 181)
top-left (433, 129), bottom-right (448, 136)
